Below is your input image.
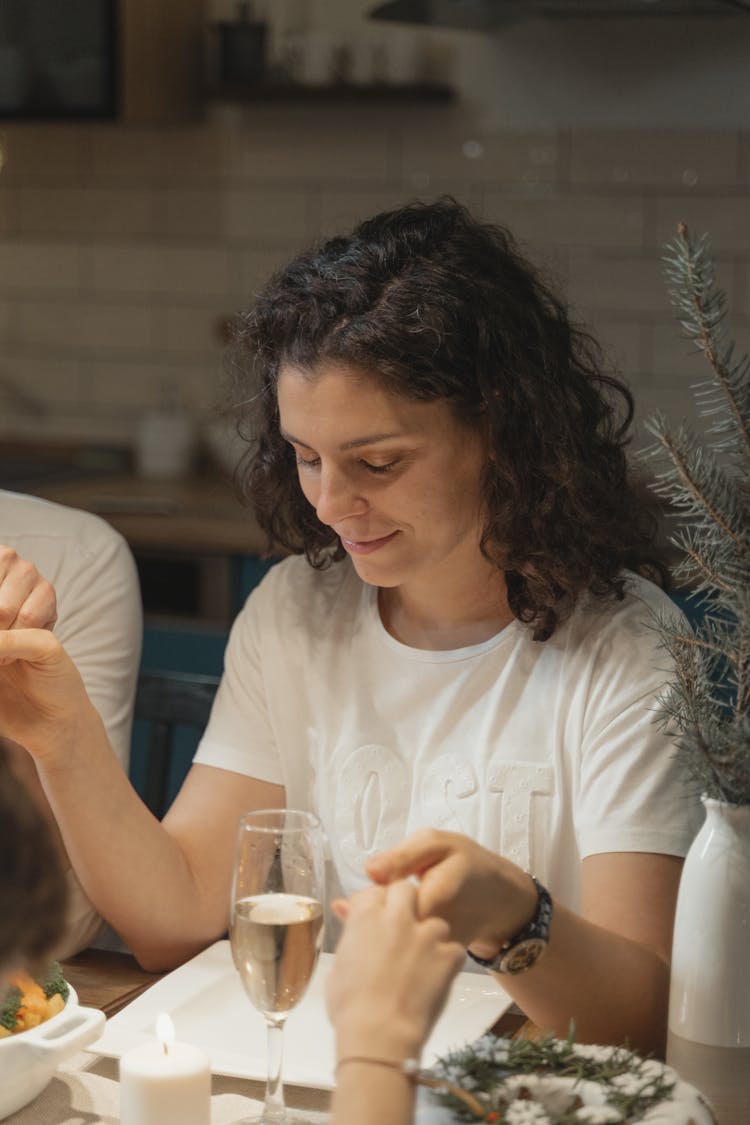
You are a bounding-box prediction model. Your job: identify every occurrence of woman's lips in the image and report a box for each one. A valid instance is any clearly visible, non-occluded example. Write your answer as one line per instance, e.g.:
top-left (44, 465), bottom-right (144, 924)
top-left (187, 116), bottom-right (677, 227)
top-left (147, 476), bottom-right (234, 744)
top-left (340, 531), bottom-right (399, 555)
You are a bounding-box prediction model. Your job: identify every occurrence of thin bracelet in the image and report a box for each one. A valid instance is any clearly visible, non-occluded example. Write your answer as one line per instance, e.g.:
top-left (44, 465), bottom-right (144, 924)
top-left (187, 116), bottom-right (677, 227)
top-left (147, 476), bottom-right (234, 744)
top-left (335, 1056), bottom-right (485, 1117)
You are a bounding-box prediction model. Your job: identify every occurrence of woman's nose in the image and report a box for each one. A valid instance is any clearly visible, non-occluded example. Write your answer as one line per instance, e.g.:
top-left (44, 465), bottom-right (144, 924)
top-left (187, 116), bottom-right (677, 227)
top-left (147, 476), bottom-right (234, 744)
top-left (314, 467), bottom-right (367, 526)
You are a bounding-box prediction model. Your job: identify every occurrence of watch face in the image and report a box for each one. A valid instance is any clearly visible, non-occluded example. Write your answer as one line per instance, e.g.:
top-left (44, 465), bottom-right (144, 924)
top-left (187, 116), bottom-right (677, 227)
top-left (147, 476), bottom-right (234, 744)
top-left (498, 937), bottom-right (547, 975)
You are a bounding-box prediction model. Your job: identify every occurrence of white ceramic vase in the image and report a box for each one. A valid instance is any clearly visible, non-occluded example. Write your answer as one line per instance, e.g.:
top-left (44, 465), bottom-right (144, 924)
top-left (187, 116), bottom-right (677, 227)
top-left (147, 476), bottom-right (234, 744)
top-left (667, 796), bottom-right (750, 1125)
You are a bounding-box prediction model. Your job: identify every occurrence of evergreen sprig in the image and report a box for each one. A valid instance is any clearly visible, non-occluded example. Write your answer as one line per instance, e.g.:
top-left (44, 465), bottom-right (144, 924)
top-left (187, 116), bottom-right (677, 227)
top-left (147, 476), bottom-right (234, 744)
top-left (642, 224), bottom-right (750, 805)
top-left (432, 1032), bottom-right (675, 1123)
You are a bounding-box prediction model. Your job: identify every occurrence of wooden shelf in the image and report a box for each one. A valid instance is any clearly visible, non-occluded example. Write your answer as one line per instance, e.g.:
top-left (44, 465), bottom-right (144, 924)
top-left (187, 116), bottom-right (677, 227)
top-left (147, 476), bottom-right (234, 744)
top-left (207, 80), bottom-right (455, 104)
top-left (29, 472), bottom-right (268, 556)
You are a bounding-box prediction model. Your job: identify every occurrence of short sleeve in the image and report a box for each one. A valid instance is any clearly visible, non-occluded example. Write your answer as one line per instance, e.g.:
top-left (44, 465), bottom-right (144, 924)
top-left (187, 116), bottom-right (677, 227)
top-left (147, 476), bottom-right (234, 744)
top-left (574, 594), bottom-right (701, 859)
top-left (53, 525), bottom-right (142, 771)
top-left (193, 582), bottom-right (283, 784)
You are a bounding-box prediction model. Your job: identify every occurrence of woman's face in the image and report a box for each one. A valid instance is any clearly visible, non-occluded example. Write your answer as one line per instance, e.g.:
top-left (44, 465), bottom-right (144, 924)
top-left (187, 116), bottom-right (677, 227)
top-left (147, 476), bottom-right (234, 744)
top-left (277, 361), bottom-right (488, 594)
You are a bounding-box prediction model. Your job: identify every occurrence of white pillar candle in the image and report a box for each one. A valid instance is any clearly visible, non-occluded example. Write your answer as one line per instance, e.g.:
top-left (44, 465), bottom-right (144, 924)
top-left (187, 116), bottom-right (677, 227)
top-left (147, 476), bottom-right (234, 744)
top-left (119, 1013), bottom-right (211, 1125)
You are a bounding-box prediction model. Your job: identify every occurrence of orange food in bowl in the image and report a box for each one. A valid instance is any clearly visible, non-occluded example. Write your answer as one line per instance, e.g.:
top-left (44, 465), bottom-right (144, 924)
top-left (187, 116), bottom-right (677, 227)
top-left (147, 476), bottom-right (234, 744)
top-left (0, 969), bottom-right (67, 1038)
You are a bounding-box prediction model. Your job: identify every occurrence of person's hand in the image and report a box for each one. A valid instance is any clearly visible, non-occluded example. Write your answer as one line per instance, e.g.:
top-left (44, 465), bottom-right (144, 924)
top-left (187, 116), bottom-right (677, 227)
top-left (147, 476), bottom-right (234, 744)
top-left (326, 880), bottom-right (465, 1063)
top-left (0, 628), bottom-right (94, 764)
top-left (365, 829), bottom-right (538, 961)
top-left (0, 547), bottom-right (57, 631)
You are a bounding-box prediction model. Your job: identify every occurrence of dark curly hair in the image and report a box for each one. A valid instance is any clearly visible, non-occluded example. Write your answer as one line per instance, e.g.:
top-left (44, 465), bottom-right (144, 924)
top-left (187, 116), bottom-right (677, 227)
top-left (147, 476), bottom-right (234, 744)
top-left (232, 197), bottom-right (666, 640)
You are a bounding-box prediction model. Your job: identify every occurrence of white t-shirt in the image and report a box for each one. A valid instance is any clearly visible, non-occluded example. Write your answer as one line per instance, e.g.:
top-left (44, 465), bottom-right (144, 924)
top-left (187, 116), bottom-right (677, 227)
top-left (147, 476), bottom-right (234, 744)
top-left (195, 555), bottom-right (700, 913)
top-left (0, 489), bottom-right (142, 954)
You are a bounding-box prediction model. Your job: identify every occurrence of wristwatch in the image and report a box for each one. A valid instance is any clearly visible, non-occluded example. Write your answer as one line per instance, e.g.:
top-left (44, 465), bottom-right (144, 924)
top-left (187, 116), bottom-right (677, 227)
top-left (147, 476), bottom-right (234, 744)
top-left (466, 876), bottom-right (553, 975)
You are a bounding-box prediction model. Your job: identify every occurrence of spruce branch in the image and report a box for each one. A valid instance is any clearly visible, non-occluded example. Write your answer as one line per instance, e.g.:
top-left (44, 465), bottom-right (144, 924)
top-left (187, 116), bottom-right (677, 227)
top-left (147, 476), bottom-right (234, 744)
top-left (644, 420), bottom-right (746, 548)
top-left (671, 222), bottom-right (750, 462)
top-left (643, 223), bottom-right (750, 805)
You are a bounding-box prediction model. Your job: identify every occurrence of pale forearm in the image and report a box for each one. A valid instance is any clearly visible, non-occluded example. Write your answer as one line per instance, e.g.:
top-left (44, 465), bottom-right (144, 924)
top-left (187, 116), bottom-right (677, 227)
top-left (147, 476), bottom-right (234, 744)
top-left (332, 1064), bottom-right (415, 1125)
top-left (498, 902), bottom-right (670, 1056)
top-left (35, 705), bottom-right (221, 970)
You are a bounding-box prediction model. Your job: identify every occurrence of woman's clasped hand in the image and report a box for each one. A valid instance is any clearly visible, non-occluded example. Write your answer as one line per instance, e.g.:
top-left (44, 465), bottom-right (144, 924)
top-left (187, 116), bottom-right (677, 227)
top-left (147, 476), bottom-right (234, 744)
top-left (364, 828), bottom-right (539, 960)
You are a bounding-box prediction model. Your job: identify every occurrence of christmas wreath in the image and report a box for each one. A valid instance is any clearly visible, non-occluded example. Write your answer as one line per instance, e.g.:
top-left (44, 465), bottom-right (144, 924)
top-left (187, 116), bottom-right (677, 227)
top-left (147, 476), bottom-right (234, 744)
top-left (422, 1032), bottom-right (716, 1124)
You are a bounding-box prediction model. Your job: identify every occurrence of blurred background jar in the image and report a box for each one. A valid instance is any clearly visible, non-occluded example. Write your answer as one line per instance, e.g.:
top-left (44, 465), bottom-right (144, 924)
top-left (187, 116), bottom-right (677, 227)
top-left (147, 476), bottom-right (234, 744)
top-left (135, 389), bottom-right (196, 481)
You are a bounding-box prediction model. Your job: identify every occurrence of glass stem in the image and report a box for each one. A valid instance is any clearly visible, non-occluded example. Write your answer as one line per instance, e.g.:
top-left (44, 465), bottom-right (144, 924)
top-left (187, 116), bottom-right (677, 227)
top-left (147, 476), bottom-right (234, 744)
top-left (263, 1016), bottom-right (286, 1122)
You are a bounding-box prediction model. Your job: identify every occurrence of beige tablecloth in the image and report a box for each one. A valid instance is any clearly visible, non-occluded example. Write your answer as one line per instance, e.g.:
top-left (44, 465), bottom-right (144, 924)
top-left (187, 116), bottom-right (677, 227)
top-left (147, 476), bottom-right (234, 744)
top-left (7, 1052), bottom-right (331, 1125)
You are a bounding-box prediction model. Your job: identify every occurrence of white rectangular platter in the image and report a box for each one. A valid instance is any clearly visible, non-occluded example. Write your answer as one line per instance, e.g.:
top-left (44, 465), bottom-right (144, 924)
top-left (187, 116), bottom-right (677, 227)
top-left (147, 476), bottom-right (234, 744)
top-left (89, 940), bottom-right (511, 1090)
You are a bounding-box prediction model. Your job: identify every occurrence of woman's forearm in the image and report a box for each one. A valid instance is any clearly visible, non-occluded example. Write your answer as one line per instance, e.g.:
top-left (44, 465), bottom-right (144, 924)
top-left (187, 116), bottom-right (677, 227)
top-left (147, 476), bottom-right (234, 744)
top-left (34, 702), bottom-right (221, 969)
top-left (367, 833), bottom-right (680, 1058)
top-left (499, 902), bottom-right (670, 1056)
top-left (332, 1063), bottom-right (415, 1125)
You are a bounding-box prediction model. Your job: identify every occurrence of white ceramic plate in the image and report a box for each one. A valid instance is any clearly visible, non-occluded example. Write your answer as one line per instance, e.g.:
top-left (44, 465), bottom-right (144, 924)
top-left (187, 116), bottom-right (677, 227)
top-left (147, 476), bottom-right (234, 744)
top-left (88, 940), bottom-right (511, 1090)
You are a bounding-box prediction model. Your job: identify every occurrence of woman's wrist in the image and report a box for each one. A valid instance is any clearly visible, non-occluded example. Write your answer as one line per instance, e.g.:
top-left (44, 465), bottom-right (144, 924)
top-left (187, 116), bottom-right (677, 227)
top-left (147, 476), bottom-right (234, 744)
top-left (33, 697), bottom-right (106, 772)
top-left (335, 1022), bottom-right (425, 1066)
top-left (470, 866), bottom-right (540, 960)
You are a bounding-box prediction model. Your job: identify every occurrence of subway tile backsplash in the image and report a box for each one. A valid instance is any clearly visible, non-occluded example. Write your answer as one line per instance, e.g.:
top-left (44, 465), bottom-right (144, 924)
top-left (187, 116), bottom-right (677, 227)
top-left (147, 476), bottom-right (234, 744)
top-left (0, 112), bottom-right (748, 448)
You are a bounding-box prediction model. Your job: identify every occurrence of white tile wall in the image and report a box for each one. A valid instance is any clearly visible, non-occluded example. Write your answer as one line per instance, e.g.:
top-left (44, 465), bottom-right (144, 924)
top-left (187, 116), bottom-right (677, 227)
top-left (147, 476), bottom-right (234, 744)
top-left (0, 189), bottom-right (16, 233)
top-left (88, 243), bottom-right (234, 297)
top-left (482, 193), bottom-right (646, 248)
top-left (398, 116), bottom-right (561, 184)
top-left (17, 187), bottom-right (157, 238)
top-left (654, 195), bottom-right (750, 253)
top-left (0, 113), bottom-right (747, 449)
top-left (0, 240), bottom-right (84, 292)
top-left (569, 129), bottom-right (740, 187)
top-left (567, 252), bottom-right (675, 315)
top-left (0, 125), bottom-right (89, 178)
top-left (159, 303), bottom-right (229, 355)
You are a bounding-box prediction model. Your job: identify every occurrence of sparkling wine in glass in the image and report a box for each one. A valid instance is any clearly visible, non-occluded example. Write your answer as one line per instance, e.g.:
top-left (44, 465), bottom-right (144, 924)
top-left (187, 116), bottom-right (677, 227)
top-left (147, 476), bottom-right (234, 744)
top-left (230, 809), bottom-right (326, 1124)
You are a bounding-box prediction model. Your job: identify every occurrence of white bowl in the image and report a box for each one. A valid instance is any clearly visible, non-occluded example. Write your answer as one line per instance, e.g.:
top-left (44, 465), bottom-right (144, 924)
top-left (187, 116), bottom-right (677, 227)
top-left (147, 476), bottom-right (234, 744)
top-left (0, 984), bottom-right (105, 1120)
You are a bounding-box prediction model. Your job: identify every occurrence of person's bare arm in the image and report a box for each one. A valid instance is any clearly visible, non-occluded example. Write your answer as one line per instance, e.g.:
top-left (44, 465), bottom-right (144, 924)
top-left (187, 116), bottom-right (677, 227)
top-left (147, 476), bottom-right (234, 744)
top-left (505, 851), bottom-right (680, 1055)
top-left (0, 545), bottom-right (139, 956)
top-left (368, 830), bottom-right (681, 1057)
top-left (326, 882), bottom-right (464, 1125)
top-left (0, 627), bottom-right (284, 971)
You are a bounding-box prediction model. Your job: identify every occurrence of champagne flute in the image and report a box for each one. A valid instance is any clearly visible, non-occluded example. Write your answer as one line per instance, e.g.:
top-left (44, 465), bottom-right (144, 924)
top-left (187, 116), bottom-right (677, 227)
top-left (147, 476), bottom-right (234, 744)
top-left (230, 809), bottom-right (326, 1124)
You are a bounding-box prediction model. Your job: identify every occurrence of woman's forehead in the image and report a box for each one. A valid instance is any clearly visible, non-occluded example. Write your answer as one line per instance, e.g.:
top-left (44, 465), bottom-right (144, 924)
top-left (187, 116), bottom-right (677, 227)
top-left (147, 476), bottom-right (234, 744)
top-left (277, 362), bottom-right (475, 449)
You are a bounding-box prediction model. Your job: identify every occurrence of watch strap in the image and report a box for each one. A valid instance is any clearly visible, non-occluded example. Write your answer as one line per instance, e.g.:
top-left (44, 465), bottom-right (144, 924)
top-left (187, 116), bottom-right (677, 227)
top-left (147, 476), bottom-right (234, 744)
top-left (466, 875), bottom-right (552, 975)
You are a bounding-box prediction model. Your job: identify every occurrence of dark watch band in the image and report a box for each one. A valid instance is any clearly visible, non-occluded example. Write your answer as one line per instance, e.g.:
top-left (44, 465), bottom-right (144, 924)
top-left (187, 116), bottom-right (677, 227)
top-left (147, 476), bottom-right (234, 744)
top-left (466, 875), bottom-right (553, 975)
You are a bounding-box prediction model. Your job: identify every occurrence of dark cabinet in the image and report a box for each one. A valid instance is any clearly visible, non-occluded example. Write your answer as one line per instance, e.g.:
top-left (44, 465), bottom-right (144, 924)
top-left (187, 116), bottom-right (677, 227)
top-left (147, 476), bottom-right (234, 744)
top-left (0, 0), bottom-right (116, 119)
top-left (0, 0), bottom-right (203, 122)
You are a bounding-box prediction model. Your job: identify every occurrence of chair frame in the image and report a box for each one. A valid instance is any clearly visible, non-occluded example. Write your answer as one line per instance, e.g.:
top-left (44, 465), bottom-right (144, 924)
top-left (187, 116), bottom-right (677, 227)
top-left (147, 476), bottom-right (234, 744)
top-left (133, 669), bottom-right (220, 818)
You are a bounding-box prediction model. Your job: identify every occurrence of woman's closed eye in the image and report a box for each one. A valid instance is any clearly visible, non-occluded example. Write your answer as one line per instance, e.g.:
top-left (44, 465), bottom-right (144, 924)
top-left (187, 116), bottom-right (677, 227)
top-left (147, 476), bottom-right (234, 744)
top-left (295, 453), bottom-right (320, 470)
top-left (360, 459), bottom-right (398, 475)
top-left (294, 452), bottom-right (399, 476)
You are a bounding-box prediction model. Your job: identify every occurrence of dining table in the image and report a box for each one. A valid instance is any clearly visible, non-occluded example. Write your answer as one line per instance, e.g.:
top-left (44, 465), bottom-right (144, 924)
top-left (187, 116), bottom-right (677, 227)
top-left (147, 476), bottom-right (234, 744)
top-left (5, 948), bottom-right (530, 1125)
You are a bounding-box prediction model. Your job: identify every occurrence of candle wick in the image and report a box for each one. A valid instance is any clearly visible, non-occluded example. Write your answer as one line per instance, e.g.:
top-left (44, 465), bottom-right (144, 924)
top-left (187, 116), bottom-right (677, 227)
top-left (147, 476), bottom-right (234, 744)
top-left (163, 1042), bottom-right (168, 1056)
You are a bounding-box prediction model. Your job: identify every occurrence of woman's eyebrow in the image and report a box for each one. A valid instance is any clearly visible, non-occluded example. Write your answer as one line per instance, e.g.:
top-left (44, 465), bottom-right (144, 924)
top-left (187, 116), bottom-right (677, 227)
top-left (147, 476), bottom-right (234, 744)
top-left (280, 429), bottom-right (403, 450)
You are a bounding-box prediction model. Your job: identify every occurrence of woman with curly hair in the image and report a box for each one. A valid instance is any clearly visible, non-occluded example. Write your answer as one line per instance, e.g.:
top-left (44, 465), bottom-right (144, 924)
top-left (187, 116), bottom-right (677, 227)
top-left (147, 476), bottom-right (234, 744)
top-left (0, 199), bottom-right (697, 1057)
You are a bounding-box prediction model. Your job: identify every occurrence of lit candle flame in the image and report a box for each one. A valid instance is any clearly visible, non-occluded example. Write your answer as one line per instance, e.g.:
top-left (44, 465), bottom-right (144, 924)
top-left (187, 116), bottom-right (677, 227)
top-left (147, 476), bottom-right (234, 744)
top-left (156, 1012), bottom-right (175, 1056)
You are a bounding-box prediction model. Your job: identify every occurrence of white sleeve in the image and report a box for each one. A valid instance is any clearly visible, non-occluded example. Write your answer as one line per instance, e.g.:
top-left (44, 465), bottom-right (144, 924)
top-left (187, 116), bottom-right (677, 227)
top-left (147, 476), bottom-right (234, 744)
top-left (574, 601), bottom-right (701, 859)
top-left (52, 526), bottom-right (142, 771)
top-left (0, 499), bottom-right (143, 956)
top-left (51, 871), bottom-right (108, 960)
top-left (193, 582), bottom-right (284, 785)
top-left (49, 521), bottom-right (142, 954)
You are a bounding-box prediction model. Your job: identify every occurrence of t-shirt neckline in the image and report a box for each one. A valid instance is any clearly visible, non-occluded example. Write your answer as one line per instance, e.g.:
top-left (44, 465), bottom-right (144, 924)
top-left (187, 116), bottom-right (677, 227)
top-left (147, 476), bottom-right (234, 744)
top-left (363, 582), bottom-right (519, 664)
